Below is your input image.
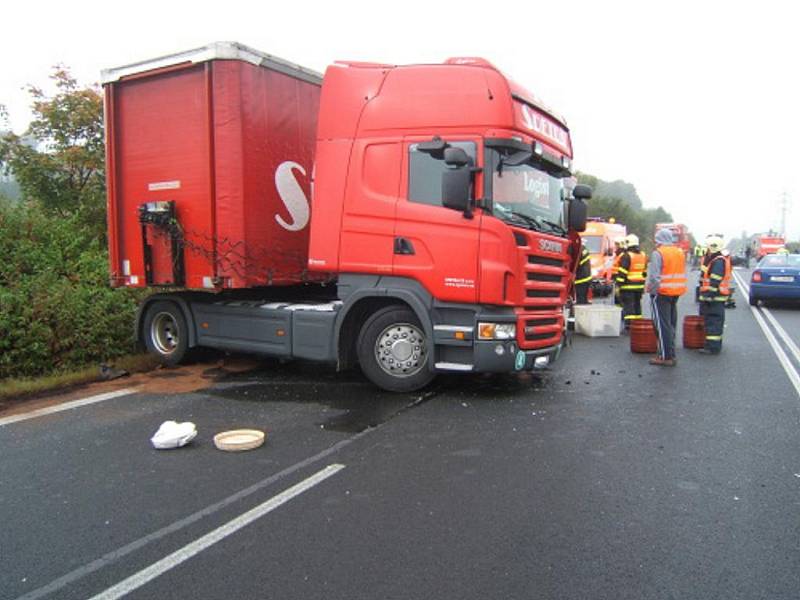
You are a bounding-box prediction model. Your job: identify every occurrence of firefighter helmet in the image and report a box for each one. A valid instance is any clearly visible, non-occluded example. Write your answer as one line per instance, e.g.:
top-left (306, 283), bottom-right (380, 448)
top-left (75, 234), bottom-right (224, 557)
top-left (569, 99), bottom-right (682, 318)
top-left (705, 235), bottom-right (724, 252)
top-left (625, 233), bottom-right (640, 248)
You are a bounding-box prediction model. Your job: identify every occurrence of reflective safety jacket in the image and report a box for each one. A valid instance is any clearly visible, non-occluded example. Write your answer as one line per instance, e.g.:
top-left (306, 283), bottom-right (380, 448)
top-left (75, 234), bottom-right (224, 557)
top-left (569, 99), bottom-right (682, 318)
top-left (656, 246), bottom-right (687, 296)
top-left (575, 245), bottom-right (592, 286)
top-left (611, 249), bottom-right (623, 278)
top-left (699, 253), bottom-right (731, 301)
top-left (615, 249), bottom-right (647, 291)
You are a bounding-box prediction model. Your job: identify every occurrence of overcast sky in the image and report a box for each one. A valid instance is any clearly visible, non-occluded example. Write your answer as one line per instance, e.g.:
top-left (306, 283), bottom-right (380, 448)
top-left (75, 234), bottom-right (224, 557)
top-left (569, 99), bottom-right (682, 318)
top-left (2, 0), bottom-right (797, 242)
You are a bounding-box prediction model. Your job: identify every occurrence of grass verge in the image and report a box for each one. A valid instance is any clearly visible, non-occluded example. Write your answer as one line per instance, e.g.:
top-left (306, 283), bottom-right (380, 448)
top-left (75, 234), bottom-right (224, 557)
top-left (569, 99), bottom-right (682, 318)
top-left (0, 354), bottom-right (160, 402)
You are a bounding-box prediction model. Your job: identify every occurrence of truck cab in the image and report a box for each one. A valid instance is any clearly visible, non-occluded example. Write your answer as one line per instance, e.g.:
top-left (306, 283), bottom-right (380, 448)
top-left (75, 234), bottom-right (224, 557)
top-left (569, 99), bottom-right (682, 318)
top-left (307, 58), bottom-right (588, 385)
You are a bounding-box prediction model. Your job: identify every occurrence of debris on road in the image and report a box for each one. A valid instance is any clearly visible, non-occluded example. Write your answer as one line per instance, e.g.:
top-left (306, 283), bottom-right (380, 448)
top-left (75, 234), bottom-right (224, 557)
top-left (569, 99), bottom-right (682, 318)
top-left (213, 429), bottom-right (266, 452)
top-left (99, 363), bottom-right (129, 381)
top-left (151, 421), bottom-right (198, 449)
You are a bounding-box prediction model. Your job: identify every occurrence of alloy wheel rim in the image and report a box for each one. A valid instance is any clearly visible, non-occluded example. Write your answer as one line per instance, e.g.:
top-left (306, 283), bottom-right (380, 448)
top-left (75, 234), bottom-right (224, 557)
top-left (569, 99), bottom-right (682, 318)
top-left (374, 323), bottom-right (426, 377)
top-left (151, 312), bottom-right (179, 355)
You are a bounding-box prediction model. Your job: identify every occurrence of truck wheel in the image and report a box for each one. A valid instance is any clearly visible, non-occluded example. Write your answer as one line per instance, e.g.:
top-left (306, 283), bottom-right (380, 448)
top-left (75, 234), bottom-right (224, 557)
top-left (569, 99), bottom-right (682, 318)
top-left (143, 301), bottom-right (189, 365)
top-left (357, 306), bottom-right (435, 393)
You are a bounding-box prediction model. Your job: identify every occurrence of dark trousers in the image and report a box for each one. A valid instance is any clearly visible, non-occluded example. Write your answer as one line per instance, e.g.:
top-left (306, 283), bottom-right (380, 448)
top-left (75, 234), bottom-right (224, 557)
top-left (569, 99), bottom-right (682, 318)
top-left (651, 295), bottom-right (678, 359)
top-left (621, 290), bottom-right (643, 326)
top-left (700, 301), bottom-right (725, 352)
top-left (575, 283), bottom-right (590, 305)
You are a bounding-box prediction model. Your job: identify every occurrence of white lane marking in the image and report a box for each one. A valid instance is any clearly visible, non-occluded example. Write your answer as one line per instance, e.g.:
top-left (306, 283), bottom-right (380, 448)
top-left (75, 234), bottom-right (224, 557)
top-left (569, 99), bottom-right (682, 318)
top-left (0, 388), bottom-right (137, 427)
top-left (761, 308), bottom-right (800, 366)
top-left (88, 464), bottom-right (345, 600)
top-left (736, 272), bottom-right (800, 366)
top-left (736, 270), bottom-right (800, 366)
top-left (732, 271), bottom-right (800, 398)
top-left (16, 433), bottom-right (371, 600)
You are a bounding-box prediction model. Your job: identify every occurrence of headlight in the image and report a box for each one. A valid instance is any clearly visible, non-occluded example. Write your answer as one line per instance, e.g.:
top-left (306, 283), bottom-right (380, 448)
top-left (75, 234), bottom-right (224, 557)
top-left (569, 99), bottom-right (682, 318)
top-left (478, 322), bottom-right (516, 340)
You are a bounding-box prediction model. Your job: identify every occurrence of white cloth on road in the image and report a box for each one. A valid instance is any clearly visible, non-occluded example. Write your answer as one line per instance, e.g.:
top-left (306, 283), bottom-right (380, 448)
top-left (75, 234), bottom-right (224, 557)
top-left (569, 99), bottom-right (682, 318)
top-left (151, 421), bottom-right (197, 449)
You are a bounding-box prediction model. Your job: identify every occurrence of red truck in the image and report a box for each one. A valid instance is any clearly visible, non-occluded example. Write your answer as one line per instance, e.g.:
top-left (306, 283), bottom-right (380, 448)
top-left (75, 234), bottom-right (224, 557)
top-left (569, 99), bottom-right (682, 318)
top-left (655, 223), bottom-right (690, 255)
top-left (752, 234), bottom-right (786, 259)
top-left (103, 42), bottom-right (590, 392)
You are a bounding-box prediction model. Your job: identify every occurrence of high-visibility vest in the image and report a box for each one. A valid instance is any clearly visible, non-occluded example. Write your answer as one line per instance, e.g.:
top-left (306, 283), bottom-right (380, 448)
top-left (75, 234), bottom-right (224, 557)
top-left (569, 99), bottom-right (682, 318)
top-left (700, 254), bottom-right (731, 300)
top-left (575, 246), bottom-right (592, 285)
top-left (656, 246), bottom-right (687, 296)
top-left (627, 251), bottom-right (647, 283)
top-left (611, 252), bottom-right (622, 277)
top-left (617, 251), bottom-right (647, 290)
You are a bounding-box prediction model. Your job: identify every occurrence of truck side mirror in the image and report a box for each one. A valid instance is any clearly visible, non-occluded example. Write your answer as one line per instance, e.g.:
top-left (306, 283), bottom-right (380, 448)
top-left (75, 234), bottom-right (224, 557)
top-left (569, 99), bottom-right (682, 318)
top-left (572, 184), bottom-right (592, 200)
top-left (443, 147), bottom-right (471, 167)
top-left (442, 168), bottom-right (472, 214)
top-left (568, 198), bottom-right (588, 232)
top-left (417, 136), bottom-right (449, 159)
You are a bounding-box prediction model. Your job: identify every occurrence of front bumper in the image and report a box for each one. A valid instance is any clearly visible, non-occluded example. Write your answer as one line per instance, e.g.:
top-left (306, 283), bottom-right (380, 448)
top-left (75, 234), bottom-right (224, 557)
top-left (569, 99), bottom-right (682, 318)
top-left (436, 340), bottom-right (562, 373)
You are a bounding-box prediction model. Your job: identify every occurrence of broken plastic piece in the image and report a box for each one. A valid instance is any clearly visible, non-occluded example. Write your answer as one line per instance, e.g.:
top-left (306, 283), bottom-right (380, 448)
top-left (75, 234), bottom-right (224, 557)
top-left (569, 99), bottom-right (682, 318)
top-left (151, 421), bottom-right (197, 449)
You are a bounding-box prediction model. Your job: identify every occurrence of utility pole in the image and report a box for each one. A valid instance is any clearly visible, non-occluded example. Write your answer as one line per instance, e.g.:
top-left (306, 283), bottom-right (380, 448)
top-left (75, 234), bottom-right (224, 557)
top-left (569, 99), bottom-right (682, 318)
top-left (779, 192), bottom-right (789, 238)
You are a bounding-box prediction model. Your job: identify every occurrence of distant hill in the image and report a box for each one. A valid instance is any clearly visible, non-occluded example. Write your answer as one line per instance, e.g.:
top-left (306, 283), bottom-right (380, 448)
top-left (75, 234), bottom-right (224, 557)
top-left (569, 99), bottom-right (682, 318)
top-left (575, 171), bottom-right (674, 252)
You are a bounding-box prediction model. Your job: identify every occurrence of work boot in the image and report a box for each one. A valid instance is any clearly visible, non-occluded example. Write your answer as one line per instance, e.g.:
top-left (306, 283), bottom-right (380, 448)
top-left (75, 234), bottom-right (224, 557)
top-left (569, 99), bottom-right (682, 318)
top-left (649, 357), bottom-right (675, 366)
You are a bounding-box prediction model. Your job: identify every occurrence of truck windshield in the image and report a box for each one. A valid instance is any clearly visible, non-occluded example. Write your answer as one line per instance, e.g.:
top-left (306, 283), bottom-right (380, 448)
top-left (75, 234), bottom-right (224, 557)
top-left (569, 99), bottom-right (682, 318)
top-left (488, 146), bottom-right (566, 235)
top-left (581, 235), bottom-right (602, 254)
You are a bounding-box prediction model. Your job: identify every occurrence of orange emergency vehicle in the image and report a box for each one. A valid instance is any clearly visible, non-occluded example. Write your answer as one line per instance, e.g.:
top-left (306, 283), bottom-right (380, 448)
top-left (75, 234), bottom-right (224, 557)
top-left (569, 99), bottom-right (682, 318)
top-left (579, 218), bottom-right (626, 295)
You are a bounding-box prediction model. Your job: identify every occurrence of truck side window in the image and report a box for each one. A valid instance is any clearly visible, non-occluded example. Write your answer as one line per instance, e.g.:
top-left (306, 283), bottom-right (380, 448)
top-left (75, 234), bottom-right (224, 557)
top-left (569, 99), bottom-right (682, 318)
top-left (408, 141), bottom-right (476, 206)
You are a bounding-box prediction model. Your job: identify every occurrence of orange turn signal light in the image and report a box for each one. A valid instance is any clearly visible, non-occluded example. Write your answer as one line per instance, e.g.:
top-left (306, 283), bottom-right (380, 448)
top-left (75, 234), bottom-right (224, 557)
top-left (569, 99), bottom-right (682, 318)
top-left (479, 323), bottom-right (496, 340)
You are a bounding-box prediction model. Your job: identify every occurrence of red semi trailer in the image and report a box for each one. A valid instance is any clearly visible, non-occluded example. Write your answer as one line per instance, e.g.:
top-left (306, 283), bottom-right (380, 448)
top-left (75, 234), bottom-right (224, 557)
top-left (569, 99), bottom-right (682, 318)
top-left (103, 42), bottom-right (591, 392)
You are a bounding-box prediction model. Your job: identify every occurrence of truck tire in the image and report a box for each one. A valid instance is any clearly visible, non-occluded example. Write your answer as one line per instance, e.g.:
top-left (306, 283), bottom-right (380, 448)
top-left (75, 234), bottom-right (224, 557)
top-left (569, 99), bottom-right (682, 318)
top-left (357, 306), bottom-right (435, 393)
top-left (142, 301), bottom-right (190, 366)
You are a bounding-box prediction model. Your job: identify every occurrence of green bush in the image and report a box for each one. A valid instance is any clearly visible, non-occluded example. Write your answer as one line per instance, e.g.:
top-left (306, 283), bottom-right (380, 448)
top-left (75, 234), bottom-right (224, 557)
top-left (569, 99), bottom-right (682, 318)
top-left (0, 200), bottom-right (143, 379)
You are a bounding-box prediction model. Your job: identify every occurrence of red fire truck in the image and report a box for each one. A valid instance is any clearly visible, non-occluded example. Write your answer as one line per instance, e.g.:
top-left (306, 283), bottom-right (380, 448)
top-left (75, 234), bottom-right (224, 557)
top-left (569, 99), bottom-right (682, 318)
top-left (104, 42), bottom-right (590, 391)
top-left (752, 234), bottom-right (786, 259)
top-left (655, 223), bottom-right (690, 255)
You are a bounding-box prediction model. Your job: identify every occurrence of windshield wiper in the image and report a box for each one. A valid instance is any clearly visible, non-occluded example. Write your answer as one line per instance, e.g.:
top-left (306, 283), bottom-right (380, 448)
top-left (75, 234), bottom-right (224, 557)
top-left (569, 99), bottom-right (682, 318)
top-left (504, 210), bottom-right (545, 232)
top-left (503, 211), bottom-right (566, 236)
top-left (540, 219), bottom-right (566, 235)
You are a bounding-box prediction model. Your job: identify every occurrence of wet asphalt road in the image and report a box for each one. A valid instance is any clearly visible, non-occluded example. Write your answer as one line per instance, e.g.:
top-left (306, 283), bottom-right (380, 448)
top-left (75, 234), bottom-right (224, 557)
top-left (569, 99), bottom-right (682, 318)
top-left (2, 267), bottom-right (800, 600)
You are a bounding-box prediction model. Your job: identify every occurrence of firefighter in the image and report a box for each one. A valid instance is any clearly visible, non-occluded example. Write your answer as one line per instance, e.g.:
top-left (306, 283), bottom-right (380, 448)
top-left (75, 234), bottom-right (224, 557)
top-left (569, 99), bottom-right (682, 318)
top-left (612, 237), bottom-right (627, 308)
top-left (615, 233), bottom-right (647, 329)
top-left (692, 244), bottom-right (704, 268)
top-left (574, 242), bottom-right (592, 304)
top-left (646, 228), bottom-right (687, 366)
top-left (721, 248), bottom-right (736, 308)
top-left (698, 235), bottom-right (731, 354)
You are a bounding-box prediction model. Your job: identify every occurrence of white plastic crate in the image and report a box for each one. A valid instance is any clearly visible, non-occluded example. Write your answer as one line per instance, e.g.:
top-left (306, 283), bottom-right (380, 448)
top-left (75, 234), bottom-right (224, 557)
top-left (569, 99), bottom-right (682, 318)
top-left (574, 305), bottom-right (622, 337)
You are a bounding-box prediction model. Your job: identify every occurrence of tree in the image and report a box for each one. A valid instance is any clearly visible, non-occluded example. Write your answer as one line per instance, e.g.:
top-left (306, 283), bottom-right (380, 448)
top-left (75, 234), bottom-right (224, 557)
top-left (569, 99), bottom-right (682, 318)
top-left (576, 171), bottom-right (675, 253)
top-left (0, 67), bottom-right (105, 236)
